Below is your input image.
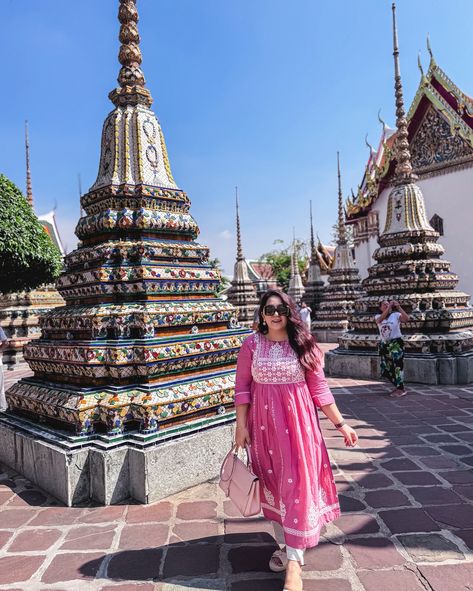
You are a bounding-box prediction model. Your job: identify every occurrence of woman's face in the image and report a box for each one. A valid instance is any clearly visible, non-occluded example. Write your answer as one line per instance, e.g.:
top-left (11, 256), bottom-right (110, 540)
top-left (262, 295), bottom-right (289, 333)
top-left (380, 300), bottom-right (390, 313)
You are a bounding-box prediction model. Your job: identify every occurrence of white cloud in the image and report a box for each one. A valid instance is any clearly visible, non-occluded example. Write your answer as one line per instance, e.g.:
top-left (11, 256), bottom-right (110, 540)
top-left (218, 229), bottom-right (233, 240)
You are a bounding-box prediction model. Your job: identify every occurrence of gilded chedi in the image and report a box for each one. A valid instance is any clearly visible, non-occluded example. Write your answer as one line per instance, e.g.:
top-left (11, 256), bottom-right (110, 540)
top-left (7, 0), bottom-right (249, 436)
top-left (302, 201), bottom-right (325, 312)
top-left (226, 189), bottom-right (259, 326)
top-left (312, 153), bottom-right (364, 340)
top-left (338, 4), bottom-right (473, 355)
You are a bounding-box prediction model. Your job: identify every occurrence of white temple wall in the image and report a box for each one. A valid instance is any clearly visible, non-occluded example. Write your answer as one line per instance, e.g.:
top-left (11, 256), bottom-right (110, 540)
top-left (353, 165), bottom-right (473, 297)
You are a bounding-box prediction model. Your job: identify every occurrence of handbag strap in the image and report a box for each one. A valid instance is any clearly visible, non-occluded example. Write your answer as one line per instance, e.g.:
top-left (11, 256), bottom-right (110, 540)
top-left (220, 444), bottom-right (254, 482)
top-left (219, 445), bottom-right (238, 482)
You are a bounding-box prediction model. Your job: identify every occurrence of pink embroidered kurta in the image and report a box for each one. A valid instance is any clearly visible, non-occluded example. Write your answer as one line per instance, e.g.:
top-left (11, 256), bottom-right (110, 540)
top-left (234, 333), bottom-right (340, 549)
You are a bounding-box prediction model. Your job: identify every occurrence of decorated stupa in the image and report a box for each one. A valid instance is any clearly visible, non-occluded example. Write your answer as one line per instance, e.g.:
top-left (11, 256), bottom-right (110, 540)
top-left (326, 3), bottom-right (473, 383)
top-left (287, 231), bottom-right (305, 302)
top-left (312, 153), bottom-right (364, 342)
top-left (302, 201), bottom-right (325, 312)
top-left (226, 188), bottom-right (259, 325)
top-left (7, 0), bottom-right (249, 438)
top-left (1, 122), bottom-right (64, 367)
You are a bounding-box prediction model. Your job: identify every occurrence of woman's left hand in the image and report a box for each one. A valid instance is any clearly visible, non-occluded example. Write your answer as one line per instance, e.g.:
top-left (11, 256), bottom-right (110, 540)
top-left (338, 425), bottom-right (358, 447)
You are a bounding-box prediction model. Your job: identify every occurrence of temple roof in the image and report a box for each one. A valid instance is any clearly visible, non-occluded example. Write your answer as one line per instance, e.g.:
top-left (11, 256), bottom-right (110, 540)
top-left (347, 48), bottom-right (473, 221)
top-left (38, 210), bottom-right (65, 257)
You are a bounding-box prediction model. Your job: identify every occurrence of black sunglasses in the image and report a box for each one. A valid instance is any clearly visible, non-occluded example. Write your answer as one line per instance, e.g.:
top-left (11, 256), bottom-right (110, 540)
top-left (263, 304), bottom-right (290, 317)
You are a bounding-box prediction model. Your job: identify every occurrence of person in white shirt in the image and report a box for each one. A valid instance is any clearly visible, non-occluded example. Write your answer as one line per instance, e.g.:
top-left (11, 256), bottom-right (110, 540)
top-left (375, 300), bottom-right (410, 398)
top-left (299, 301), bottom-right (312, 332)
top-left (0, 327), bottom-right (10, 412)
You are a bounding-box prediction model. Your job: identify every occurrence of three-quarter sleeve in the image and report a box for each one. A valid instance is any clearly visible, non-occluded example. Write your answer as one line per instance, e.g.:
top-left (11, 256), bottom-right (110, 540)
top-left (305, 366), bottom-right (335, 408)
top-left (234, 336), bottom-right (254, 406)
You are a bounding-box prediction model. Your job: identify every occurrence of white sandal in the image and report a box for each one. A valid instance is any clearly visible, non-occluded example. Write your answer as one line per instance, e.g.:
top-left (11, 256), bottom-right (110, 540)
top-left (269, 548), bottom-right (287, 572)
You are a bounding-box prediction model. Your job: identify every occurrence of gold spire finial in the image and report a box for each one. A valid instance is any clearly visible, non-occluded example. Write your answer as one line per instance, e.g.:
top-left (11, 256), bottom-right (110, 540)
top-left (377, 109), bottom-right (387, 135)
top-left (391, 2), bottom-right (415, 184)
top-left (25, 120), bottom-right (33, 208)
top-left (365, 134), bottom-right (375, 160)
top-left (417, 53), bottom-right (425, 78)
top-left (337, 151), bottom-right (347, 244)
top-left (310, 200), bottom-right (316, 257)
top-left (235, 186), bottom-right (244, 261)
top-left (427, 34), bottom-right (434, 60)
top-left (109, 0), bottom-right (152, 108)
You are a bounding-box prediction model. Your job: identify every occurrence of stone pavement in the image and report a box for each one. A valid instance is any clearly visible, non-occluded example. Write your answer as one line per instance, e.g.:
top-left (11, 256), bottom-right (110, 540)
top-left (1, 368), bottom-right (473, 590)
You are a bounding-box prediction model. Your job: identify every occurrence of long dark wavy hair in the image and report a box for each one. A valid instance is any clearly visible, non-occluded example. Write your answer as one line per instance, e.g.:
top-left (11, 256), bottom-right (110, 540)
top-left (257, 289), bottom-right (321, 371)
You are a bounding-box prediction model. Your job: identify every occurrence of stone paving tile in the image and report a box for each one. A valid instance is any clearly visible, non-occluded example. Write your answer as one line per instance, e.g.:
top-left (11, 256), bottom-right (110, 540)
top-left (171, 520), bottom-right (220, 542)
top-left (0, 555), bottom-right (45, 585)
top-left (358, 568), bottom-right (427, 591)
top-left (304, 580), bottom-right (353, 591)
top-left (119, 523), bottom-right (169, 549)
top-left (425, 504), bottom-right (473, 529)
top-left (41, 552), bottom-right (106, 583)
top-left (100, 585), bottom-right (156, 591)
top-left (0, 529), bottom-right (14, 549)
top-left (107, 549), bottom-right (163, 580)
top-left (393, 471), bottom-right (442, 485)
top-left (397, 533), bottom-right (466, 562)
top-left (333, 514), bottom-right (380, 535)
top-left (418, 563), bottom-right (473, 591)
top-left (355, 473), bottom-right (395, 489)
top-left (378, 508), bottom-right (441, 534)
top-left (408, 486), bottom-right (464, 505)
top-left (345, 537), bottom-right (405, 568)
top-left (126, 501), bottom-right (172, 524)
top-left (8, 528), bottom-right (63, 552)
top-left (163, 543), bottom-right (220, 578)
top-left (60, 524), bottom-right (117, 550)
top-left (363, 488), bottom-right (411, 508)
top-left (455, 529), bottom-right (473, 551)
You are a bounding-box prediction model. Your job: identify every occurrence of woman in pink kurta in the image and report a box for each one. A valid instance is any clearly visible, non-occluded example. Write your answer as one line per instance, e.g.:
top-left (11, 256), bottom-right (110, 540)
top-left (235, 290), bottom-right (357, 591)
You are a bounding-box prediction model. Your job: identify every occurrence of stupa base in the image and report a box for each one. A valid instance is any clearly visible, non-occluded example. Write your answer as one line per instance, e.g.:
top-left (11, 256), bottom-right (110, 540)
top-left (325, 348), bottom-right (473, 385)
top-left (313, 329), bottom-right (346, 344)
top-left (0, 411), bottom-right (234, 506)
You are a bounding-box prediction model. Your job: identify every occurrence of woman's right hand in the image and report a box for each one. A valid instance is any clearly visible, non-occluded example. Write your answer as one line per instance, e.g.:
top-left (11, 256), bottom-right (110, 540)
top-left (235, 424), bottom-right (251, 449)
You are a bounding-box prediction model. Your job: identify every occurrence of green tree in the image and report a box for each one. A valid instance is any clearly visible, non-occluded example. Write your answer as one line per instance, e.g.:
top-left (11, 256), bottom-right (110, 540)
top-left (259, 239), bottom-right (308, 292)
top-left (0, 174), bottom-right (62, 294)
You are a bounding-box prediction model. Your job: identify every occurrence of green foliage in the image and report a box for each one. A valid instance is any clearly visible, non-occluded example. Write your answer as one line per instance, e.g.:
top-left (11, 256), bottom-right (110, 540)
top-left (0, 174), bottom-right (62, 294)
top-left (259, 240), bottom-right (308, 292)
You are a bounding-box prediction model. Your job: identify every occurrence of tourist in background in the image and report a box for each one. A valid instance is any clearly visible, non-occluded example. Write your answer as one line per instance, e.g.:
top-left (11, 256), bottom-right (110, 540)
top-left (251, 306), bottom-right (260, 331)
top-left (299, 301), bottom-right (312, 332)
top-left (234, 289), bottom-right (357, 591)
top-left (0, 326), bottom-right (9, 412)
top-left (375, 299), bottom-right (410, 398)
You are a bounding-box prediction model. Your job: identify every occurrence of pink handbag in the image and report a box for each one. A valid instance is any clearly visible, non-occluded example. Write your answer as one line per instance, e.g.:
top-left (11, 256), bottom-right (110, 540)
top-left (219, 445), bottom-right (261, 517)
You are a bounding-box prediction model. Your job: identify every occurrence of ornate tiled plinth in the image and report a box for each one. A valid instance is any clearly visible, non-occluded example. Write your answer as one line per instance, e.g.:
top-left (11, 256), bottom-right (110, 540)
top-left (1, 287), bottom-right (63, 368)
top-left (326, 5), bottom-right (473, 382)
top-left (6, 0), bottom-right (249, 448)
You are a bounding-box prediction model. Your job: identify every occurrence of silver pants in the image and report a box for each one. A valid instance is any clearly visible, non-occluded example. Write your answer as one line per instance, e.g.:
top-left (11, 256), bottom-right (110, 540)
top-left (272, 521), bottom-right (305, 565)
top-left (0, 359), bottom-right (6, 411)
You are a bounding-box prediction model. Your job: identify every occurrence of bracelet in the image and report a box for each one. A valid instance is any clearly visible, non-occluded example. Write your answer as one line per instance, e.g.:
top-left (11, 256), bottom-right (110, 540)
top-left (334, 420), bottom-right (346, 429)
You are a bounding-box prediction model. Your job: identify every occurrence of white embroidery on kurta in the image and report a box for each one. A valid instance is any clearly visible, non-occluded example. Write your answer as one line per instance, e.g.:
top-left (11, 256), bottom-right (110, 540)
top-left (264, 485), bottom-right (275, 506)
top-left (252, 334), bottom-right (305, 384)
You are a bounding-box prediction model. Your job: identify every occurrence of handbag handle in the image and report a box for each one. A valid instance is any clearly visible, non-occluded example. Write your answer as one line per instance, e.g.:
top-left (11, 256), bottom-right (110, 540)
top-left (220, 444), bottom-right (253, 483)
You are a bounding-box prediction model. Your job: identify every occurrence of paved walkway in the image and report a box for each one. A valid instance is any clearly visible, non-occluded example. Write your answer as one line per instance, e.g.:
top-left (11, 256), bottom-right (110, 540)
top-left (1, 368), bottom-right (473, 590)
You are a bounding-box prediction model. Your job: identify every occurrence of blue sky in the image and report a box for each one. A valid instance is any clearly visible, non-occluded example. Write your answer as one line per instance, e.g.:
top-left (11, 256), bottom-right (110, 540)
top-left (2, 0), bottom-right (473, 274)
